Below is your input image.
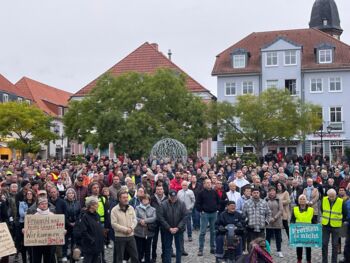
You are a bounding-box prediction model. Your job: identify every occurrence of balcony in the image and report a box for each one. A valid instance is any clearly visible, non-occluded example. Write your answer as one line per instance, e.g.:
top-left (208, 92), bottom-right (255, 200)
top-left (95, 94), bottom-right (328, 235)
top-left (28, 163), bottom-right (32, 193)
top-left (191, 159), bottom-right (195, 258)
top-left (325, 121), bottom-right (344, 132)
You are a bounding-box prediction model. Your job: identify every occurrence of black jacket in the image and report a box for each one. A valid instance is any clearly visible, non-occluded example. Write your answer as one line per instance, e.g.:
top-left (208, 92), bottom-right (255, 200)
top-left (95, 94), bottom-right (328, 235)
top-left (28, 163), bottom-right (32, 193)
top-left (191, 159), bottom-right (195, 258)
top-left (157, 199), bottom-right (187, 232)
top-left (77, 211), bottom-right (104, 254)
top-left (64, 199), bottom-right (81, 226)
top-left (195, 188), bottom-right (220, 213)
top-left (0, 200), bottom-right (8, 223)
top-left (216, 210), bottom-right (244, 230)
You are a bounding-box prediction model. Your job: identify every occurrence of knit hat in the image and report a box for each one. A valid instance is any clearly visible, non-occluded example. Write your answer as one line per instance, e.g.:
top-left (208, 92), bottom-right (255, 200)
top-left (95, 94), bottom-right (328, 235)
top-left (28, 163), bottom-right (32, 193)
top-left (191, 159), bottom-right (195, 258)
top-left (37, 197), bottom-right (48, 205)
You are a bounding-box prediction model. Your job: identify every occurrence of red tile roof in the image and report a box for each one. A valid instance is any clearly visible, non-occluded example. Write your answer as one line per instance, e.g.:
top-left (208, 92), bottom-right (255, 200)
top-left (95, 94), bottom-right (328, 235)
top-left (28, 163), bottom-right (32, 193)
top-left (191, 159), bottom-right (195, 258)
top-left (73, 42), bottom-right (211, 97)
top-left (15, 77), bottom-right (72, 117)
top-left (212, 28), bottom-right (350, 75)
top-left (0, 74), bottom-right (29, 99)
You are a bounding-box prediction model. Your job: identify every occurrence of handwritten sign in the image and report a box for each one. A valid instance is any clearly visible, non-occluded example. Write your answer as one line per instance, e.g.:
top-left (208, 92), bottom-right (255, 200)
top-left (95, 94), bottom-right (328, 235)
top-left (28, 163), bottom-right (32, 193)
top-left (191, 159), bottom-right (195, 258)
top-left (0, 223), bottom-right (16, 257)
top-left (24, 214), bottom-right (65, 246)
top-left (289, 223), bottom-right (322, 248)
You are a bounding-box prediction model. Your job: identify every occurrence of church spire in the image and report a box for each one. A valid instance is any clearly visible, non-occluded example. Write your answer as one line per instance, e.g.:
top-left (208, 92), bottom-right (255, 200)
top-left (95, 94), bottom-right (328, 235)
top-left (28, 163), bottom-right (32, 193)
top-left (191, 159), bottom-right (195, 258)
top-left (309, 0), bottom-right (343, 39)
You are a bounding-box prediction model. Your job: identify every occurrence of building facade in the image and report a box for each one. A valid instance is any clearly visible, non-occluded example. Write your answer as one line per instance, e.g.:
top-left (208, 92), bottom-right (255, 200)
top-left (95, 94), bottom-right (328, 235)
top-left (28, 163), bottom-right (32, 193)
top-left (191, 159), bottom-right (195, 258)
top-left (70, 42), bottom-right (216, 160)
top-left (212, 0), bottom-right (350, 162)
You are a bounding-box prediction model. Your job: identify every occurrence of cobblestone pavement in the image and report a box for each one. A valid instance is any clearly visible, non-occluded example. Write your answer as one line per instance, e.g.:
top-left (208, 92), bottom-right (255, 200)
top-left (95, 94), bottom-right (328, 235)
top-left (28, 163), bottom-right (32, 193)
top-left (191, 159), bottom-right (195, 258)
top-left (7, 230), bottom-right (346, 263)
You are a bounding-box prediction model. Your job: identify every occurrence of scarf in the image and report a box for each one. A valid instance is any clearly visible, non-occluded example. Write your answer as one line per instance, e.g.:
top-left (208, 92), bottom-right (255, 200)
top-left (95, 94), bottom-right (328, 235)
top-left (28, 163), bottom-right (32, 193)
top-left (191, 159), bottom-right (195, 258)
top-left (36, 208), bottom-right (52, 215)
top-left (247, 243), bottom-right (274, 263)
top-left (306, 186), bottom-right (314, 201)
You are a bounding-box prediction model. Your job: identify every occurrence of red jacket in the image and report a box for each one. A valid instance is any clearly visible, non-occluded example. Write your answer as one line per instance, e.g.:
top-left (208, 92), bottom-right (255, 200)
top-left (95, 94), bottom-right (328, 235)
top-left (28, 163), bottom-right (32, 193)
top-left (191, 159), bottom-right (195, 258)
top-left (170, 178), bottom-right (183, 192)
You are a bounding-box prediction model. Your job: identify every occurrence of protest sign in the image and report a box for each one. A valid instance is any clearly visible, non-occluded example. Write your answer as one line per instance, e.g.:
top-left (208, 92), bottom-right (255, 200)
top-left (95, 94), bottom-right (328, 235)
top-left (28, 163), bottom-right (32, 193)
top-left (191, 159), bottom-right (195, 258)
top-left (0, 223), bottom-right (16, 257)
top-left (24, 214), bottom-right (65, 246)
top-left (289, 223), bottom-right (322, 248)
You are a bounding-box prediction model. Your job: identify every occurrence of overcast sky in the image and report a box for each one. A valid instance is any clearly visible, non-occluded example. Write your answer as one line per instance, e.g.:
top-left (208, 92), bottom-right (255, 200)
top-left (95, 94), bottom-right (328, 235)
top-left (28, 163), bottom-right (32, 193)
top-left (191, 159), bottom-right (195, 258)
top-left (1, 0), bottom-right (349, 96)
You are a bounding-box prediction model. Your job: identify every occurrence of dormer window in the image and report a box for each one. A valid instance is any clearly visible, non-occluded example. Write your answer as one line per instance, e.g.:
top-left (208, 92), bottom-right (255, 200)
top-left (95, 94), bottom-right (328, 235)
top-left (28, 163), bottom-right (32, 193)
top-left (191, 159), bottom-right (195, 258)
top-left (319, 49), bottom-right (332, 63)
top-left (315, 43), bottom-right (335, 64)
top-left (231, 48), bottom-right (249, 69)
top-left (233, 55), bottom-right (246, 68)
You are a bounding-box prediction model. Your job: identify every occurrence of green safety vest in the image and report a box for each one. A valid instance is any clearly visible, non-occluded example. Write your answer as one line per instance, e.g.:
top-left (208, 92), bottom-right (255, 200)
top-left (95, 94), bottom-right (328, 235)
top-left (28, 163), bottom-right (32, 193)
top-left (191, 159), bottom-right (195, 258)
top-left (321, 197), bottom-right (343, 227)
top-left (293, 206), bottom-right (314, 223)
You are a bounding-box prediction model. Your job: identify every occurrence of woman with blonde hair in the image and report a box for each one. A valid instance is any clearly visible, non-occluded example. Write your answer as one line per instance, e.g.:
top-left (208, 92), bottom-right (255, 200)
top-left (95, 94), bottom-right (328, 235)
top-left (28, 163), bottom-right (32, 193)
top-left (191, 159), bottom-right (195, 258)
top-left (291, 194), bottom-right (316, 263)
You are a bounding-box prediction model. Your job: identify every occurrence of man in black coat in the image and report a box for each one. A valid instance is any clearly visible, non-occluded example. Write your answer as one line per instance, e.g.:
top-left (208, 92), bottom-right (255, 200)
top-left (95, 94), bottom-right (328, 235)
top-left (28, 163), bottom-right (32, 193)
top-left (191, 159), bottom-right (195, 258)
top-left (76, 196), bottom-right (104, 263)
top-left (157, 190), bottom-right (187, 263)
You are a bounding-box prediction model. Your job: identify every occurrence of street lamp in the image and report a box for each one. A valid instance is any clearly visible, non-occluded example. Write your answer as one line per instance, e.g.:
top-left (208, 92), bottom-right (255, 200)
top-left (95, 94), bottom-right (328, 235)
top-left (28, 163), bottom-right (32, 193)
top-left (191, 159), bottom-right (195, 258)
top-left (314, 124), bottom-right (333, 164)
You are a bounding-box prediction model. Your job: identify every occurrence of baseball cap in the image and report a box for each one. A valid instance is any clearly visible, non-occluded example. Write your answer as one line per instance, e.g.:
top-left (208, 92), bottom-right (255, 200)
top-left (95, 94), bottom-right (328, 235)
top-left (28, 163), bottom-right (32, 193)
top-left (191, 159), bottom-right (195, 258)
top-left (169, 190), bottom-right (177, 197)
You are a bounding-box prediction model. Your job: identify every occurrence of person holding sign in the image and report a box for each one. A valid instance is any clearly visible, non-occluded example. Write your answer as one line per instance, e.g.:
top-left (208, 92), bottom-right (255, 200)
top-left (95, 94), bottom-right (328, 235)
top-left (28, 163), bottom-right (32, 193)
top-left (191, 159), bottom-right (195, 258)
top-left (31, 197), bottom-right (57, 263)
top-left (290, 194), bottom-right (317, 263)
top-left (0, 192), bottom-right (10, 263)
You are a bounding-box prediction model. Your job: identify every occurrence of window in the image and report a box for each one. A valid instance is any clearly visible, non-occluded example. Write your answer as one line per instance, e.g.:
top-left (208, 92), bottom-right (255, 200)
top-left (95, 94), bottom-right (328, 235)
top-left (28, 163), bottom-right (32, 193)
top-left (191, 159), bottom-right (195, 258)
top-left (242, 81), bottom-right (253, 94)
top-left (330, 107), bottom-right (342, 122)
top-left (2, 94), bottom-right (8, 102)
top-left (58, 106), bottom-right (63, 117)
top-left (285, 79), bottom-right (296, 95)
top-left (225, 82), bottom-right (236, 96)
top-left (17, 97), bottom-right (22, 102)
top-left (266, 52), bottom-right (278, 66)
top-left (266, 80), bottom-right (278, 89)
top-left (25, 100), bottom-right (31, 104)
top-left (310, 78), bottom-right (323, 93)
top-left (329, 77), bottom-right (341, 92)
top-left (284, 50), bottom-right (297, 65)
top-left (225, 146), bottom-right (237, 155)
top-left (243, 146), bottom-right (254, 153)
top-left (319, 49), bottom-right (332, 63)
top-left (233, 55), bottom-right (245, 68)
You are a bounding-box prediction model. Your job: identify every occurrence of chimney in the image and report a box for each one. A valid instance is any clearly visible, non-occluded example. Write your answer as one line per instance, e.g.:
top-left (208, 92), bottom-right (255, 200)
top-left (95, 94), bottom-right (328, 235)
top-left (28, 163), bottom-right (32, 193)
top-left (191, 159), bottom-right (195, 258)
top-left (150, 43), bottom-right (158, 51)
top-left (168, 49), bottom-right (172, 61)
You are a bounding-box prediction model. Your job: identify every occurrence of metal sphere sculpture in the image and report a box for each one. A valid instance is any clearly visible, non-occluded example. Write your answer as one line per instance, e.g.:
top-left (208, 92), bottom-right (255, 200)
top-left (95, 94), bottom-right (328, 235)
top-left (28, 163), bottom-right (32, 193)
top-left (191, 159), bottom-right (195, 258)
top-left (150, 138), bottom-right (188, 163)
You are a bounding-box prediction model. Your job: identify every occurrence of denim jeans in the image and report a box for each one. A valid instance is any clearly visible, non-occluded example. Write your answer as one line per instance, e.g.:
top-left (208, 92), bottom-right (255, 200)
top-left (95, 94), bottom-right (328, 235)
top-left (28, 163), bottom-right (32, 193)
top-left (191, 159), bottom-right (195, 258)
top-left (266, 228), bottom-right (282, 252)
top-left (186, 211), bottom-right (192, 238)
top-left (199, 212), bottom-right (217, 251)
top-left (163, 231), bottom-right (183, 263)
top-left (192, 208), bottom-right (200, 229)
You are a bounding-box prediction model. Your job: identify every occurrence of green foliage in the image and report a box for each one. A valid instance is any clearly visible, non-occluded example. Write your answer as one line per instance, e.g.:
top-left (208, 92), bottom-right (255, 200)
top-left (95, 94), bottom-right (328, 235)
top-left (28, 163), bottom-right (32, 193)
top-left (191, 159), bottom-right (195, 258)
top-left (0, 102), bottom-right (58, 158)
top-left (210, 88), bottom-right (322, 156)
top-left (64, 69), bottom-right (210, 157)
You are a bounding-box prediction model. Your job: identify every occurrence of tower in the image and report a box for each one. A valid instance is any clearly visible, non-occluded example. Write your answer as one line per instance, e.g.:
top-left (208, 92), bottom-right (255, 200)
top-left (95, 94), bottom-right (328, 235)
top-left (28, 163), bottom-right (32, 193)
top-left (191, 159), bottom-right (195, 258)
top-left (309, 0), bottom-right (343, 39)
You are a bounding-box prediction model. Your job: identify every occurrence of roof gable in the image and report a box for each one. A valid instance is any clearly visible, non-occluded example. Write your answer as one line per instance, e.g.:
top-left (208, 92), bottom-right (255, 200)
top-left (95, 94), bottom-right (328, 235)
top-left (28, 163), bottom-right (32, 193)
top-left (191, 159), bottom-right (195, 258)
top-left (15, 77), bottom-right (72, 117)
top-left (261, 36), bottom-right (302, 51)
top-left (0, 74), bottom-right (29, 99)
top-left (73, 42), bottom-right (212, 97)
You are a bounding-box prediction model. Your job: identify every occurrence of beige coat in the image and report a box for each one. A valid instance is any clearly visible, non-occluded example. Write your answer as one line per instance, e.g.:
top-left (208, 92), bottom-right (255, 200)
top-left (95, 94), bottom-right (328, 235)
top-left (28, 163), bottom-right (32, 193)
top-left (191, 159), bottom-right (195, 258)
top-left (111, 204), bottom-right (137, 237)
top-left (266, 197), bottom-right (283, 229)
top-left (277, 191), bottom-right (291, 220)
top-left (302, 187), bottom-right (320, 215)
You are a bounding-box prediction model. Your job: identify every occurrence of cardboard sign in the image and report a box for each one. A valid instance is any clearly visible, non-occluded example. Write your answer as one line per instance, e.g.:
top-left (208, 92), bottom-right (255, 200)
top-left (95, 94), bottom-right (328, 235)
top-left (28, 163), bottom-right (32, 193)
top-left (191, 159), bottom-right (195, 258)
top-left (24, 214), bottom-right (65, 246)
top-left (289, 223), bottom-right (322, 248)
top-left (0, 223), bottom-right (16, 257)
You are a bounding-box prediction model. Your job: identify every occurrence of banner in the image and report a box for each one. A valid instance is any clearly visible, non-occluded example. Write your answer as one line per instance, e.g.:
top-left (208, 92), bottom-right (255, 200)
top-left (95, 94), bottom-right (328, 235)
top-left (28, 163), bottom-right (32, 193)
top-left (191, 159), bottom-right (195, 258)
top-left (289, 223), bottom-right (322, 248)
top-left (0, 223), bottom-right (16, 257)
top-left (24, 214), bottom-right (65, 246)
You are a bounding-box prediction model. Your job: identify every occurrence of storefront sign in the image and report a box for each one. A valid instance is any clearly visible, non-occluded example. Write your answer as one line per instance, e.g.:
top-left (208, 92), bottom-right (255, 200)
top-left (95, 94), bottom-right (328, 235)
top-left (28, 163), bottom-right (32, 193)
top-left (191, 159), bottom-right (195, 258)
top-left (0, 223), bottom-right (16, 257)
top-left (24, 215), bottom-right (65, 246)
top-left (289, 223), bottom-right (322, 248)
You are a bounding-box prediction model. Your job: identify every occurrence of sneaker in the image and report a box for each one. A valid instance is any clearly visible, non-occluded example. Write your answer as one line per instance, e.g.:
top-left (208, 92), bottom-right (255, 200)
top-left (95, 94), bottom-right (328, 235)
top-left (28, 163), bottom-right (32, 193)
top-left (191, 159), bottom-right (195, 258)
top-left (277, 252), bottom-right (284, 258)
top-left (61, 257), bottom-right (68, 262)
top-left (197, 251), bottom-right (203, 256)
top-left (107, 243), bottom-right (113, 249)
top-left (104, 245), bottom-right (107, 249)
top-left (188, 237), bottom-right (193, 242)
top-left (210, 248), bottom-right (215, 254)
top-left (182, 251), bottom-right (188, 256)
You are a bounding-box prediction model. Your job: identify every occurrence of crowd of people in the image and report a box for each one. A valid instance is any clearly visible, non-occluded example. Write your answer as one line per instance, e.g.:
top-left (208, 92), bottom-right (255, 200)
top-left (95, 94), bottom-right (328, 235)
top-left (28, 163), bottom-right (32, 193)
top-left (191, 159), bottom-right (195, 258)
top-left (0, 152), bottom-right (350, 263)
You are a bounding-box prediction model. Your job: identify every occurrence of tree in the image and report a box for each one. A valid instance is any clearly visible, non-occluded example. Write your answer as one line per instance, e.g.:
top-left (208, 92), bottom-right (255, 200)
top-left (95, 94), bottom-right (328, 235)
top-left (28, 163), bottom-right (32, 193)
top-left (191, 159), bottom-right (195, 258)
top-left (0, 102), bottom-right (58, 159)
top-left (210, 88), bottom-right (322, 157)
top-left (64, 69), bottom-right (210, 158)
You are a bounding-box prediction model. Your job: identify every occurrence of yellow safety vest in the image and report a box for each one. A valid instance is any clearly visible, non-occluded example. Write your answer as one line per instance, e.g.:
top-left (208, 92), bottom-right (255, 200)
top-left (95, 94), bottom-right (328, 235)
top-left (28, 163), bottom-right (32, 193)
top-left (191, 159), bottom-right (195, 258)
top-left (97, 196), bottom-right (106, 223)
top-left (321, 197), bottom-right (343, 227)
top-left (293, 206), bottom-right (314, 223)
